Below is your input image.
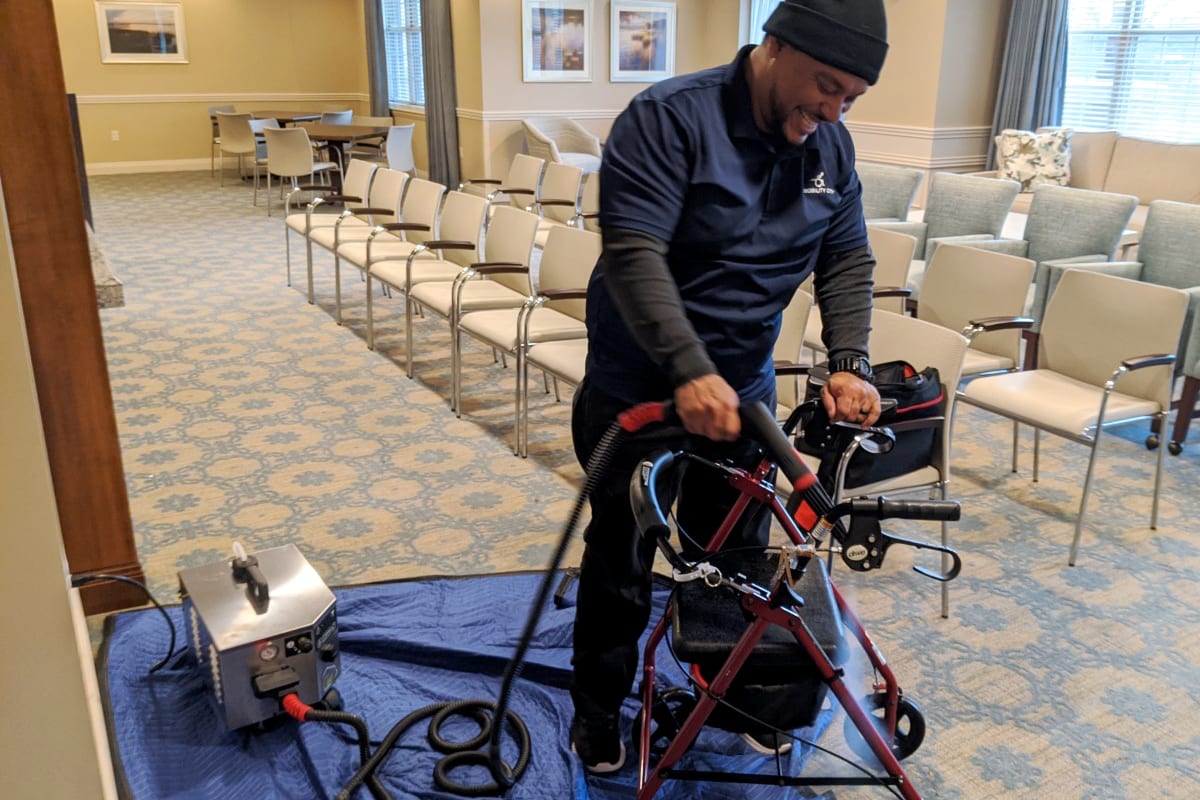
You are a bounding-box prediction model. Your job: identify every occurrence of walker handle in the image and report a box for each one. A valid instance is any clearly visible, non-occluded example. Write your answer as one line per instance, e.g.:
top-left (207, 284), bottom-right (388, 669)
top-left (629, 449), bottom-right (693, 574)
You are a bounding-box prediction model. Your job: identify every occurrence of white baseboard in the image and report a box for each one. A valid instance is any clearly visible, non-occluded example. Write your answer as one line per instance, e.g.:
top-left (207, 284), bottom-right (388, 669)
top-left (86, 158), bottom-right (212, 175)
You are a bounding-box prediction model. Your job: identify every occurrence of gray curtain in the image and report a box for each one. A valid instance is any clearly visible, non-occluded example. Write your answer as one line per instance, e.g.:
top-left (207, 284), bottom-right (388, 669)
top-left (988, 0), bottom-right (1070, 167)
top-left (421, 0), bottom-right (460, 187)
top-left (364, 0), bottom-right (390, 117)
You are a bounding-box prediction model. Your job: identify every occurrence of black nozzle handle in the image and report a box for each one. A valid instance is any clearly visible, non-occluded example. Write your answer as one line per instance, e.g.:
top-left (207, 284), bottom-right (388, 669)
top-left (850, 497), bottom-right (961, 522)
top-left (629, 448), bottom-right (679, 541)
top-left (738, 401), bottom-right (810, 486)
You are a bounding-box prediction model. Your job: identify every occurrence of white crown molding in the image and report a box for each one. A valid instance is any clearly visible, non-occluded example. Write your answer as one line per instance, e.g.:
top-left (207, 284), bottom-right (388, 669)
top-left (75, 93), bottom-right (370, 105)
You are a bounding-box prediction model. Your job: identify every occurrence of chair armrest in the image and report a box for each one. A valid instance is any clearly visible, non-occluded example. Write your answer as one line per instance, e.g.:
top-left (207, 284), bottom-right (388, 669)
top-left (471, 263), bottom-right (529, 276)
top-left (424, 240), bottom-right (476, 250)
top-left (461, 177), bottom-right (501, 186)
top-left (965, 315), bottom-right (1035, 334)
top-left (872, 286), bottom-right (911, 299)
top-left (378, 222), bottom-right (431, 232)
top-left (1123, 354), bottom-right (1175, 371)
top-left (311, 194), bottom-right (362, 205)
top-left (773, 361), bottom-right (814, 377)
top-left (539, 289), bottom-right (588, 301)
top-left (342, 207), bottom-right (395, 217)
top-left (537, 199), bottom-right (579, 208)
top-left (298, 183), bottom-right (334, 192)
top-left (494, 185), bottom-right (536, 195)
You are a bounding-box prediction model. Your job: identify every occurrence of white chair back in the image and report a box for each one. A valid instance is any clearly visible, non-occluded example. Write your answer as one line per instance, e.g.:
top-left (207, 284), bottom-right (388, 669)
top-left (773, 289), bottom-right (814, 411)
top-left (342, 159), bottom-right (378, 204)
top-left (867, 227), bottom-right (918, 314)
top-left (367, 168), bottom-right (410, 225)
top-left (320, 109), bottom-right (353, 125)
top-left (539, 163), bottom-right (584, 224)
top-left (386, 124), bottom-right (416, 173)
top-left (215, 112), bottom-right (256, 156)
top-left (263, 127), bottom-right (319, 179)
top-left (505, 154), bottom-right (545, 210)
top-left (396, 178), bottom-right (447, 247)
top-left (484, 206), bottom-right (540, 294)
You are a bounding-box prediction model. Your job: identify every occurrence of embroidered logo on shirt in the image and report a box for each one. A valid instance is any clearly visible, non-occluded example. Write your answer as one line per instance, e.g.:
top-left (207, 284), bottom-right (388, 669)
top-left (803, 171), bottom-right (836, 195)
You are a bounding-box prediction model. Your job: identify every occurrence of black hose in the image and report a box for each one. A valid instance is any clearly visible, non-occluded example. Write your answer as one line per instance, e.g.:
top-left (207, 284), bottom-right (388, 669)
top-left (71, 573), bottom-right (177, 672)
top-left (336, 416), bottom-right (635, 798)
top-left (303, 709), bottom-right (390, 800)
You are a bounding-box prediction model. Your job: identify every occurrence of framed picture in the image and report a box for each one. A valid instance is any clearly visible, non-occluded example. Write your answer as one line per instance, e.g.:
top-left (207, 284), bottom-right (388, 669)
top-left (95, 2), bottom-right (188, 64)
top-left (611, 1), bottom-right (675, 83)
top-left (522, 0), bottom-right (592, 83)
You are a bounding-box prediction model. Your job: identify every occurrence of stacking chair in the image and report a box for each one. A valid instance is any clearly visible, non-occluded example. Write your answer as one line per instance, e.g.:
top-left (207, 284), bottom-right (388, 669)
top-left (215, 111), bottom-right (259, 188)
top-left (454, 226), bottom-right (601, 455)
top-left (531, 162), bottom-right (584, 248)
top-left (521, 117), bottom-right (602, 173)
top-left (512, 228), bottom-right (604, 456)
top-left (364, 190), bottom-right (489, 361)
top-left (261, 127), bottom-right (340, 217)
top-left (407, 205), bottom-right (541, 408)
top-left (336, 176), bottom-right (446, 281)
top-left (870, 172), bottom-right (1020, 298)
top-left (917, 244), bottom-right (1037, 381)
top-left (772, 288), bottom-right (815, 418)
top-left (319, 109), bottom-right (353, 125)
top-left (804, 309), bottom-right (969, 617)
top-left (958, 269), bottom-right (1188, 565)
top-left (571, 171), bottom-right (600, 233)
top-left (459, 153), bottom-right (545, 211)
top-left (207, 104), bottom-right (236, 177)
top-left (1034, 200), bottom-right (1200, 454)
top-left (385, 124), bottom-right (416, 174)
top-left (802, 227), bottom-right (918, 357)
top-left (856, 162), bottom-right (923, 223)
top-left (305, 168), bottom-right (410, 322)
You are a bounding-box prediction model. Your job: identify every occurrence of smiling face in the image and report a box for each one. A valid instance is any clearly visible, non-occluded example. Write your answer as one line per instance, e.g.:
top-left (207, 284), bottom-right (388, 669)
top-left (750, 36), bottom-right (870, 145)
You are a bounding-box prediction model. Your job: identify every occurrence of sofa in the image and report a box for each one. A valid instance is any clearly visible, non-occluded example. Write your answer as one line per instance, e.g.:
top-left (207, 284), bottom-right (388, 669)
top-left (979, 130), bottom-right (1200, 231)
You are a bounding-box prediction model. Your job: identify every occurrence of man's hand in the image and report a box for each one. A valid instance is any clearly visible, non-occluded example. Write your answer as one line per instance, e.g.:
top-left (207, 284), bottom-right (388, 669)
top-left (822, 372), bottom-right (882, 426)
top-left (675, 374), bottom-right (740, 441)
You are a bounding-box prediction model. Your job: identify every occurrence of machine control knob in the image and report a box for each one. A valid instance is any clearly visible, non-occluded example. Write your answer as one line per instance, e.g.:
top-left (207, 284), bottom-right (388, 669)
top-left (295, 636), bottom-right (312, 653)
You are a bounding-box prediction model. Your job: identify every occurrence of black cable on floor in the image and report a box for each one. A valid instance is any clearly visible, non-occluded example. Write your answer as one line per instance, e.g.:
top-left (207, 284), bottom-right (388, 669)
top-left (71, 573), bottom-right (177, 673)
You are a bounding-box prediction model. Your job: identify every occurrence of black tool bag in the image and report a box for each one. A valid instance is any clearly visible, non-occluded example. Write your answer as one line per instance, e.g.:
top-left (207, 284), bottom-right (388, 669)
top-left (796, 361), bottom-right (944, 491)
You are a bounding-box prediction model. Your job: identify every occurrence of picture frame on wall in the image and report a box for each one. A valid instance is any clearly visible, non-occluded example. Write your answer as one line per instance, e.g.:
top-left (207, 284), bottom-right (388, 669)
top-left (95, 2), bottom-right (188, 64)
top-left (522, 0), bottom-right (592, 83)
top-left (610, 1), bottom-right (676, 83)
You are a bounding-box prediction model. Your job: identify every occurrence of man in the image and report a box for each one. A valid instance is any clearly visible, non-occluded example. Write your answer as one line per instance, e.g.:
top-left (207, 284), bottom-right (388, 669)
top-left (570, 0), bottom-right (889, 773)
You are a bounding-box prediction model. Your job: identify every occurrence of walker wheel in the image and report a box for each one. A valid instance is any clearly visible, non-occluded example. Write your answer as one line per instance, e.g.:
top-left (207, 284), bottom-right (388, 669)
top-left (1146, 434), bottom-right (1160, 451)
top-left (633, 687), bottom-right (697, 759)
top-left (1169, 441), bottom-right (1183, 456)
top-left (843, 693), bottom-right (925, 762)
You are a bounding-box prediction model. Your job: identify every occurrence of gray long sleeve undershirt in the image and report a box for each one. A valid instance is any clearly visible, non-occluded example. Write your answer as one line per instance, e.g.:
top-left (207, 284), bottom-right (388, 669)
top-left (602, 226), bottom-right (875, 387)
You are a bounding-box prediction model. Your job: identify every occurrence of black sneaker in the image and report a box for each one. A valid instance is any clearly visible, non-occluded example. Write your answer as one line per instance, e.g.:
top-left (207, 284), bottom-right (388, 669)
top-left (570, 714), bottom-right (626, 774)
top-left (741, 730), bottom-right (794, 755)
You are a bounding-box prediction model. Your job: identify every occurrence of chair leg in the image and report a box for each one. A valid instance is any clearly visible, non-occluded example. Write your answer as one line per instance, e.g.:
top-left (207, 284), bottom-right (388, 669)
top-left (405, 297), bottom-right (415, 378)
top-left (1171, 375), bottom-right (1199, 451)
top-left (1069, 430), bottom-right (1106, 567)
top-left (1151, 411), bottom-right (1168, 529)
top-left (334, 256), bottom-right (342, 324)
top-left (552, 376), bottom-right (561, 403)
top-left (366, 273), bottom-right (376, 351)
top-left (940, 481), bottom-right (950, 619)
top-left (219, 153), bottom-right (225, 187)
top-left (1011, 420), bottom-right (1019, 473)
top-left (284, 227), bottom-right (292, 288)
top-left (451, 312), bottom-right (461, 416)
top-left (306, 236), bottom-right (316, 305)
top-left (1032, 428), bottom-right (1041, 482)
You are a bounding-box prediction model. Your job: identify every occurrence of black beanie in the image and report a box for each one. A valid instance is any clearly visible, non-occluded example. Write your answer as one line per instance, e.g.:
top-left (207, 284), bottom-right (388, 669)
top-left (763, 0), bottom-right (889, 85)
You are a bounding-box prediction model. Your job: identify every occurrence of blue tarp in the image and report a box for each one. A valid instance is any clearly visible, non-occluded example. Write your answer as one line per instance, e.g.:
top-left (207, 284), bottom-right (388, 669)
top-left (100, 572), bottom-right (836, 799)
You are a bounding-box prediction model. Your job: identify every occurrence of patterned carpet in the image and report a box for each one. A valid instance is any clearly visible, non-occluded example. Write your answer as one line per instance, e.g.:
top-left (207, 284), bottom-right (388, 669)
top-left (91, 171), bottom-right (1200, 799)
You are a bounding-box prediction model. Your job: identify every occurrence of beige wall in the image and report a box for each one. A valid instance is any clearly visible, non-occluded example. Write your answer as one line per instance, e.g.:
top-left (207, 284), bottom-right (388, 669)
top-left (54, 0), bottom-right (1011, 177)
top-left (0, 181), bottom-right (118, 799)
top-left (53, 0), bottom-right (369, 171)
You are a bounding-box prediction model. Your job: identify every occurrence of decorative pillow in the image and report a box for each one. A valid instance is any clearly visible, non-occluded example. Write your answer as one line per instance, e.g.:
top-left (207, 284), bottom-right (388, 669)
top-left (995, 128), bottom-right (1073, 192)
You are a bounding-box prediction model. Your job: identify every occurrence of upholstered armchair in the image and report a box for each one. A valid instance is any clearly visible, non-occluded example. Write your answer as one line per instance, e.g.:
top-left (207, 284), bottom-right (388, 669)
top-left (856, 162), bottom-right (923, 222)
top-left (521, 117), bottom-right (602, 174)
top-left (1040, 199), bottom-right (1200, 453)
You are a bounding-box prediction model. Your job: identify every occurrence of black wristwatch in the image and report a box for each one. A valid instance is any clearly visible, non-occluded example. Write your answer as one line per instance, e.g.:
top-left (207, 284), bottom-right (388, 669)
top-left (828, 356), bottom-right (873, 382)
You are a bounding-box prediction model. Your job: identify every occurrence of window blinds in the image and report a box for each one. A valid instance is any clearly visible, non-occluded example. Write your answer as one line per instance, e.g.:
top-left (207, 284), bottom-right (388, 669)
top-left (1062, 0), bottom-right (1200, 142)
top-left (383, 0), bottom-right (424, 107)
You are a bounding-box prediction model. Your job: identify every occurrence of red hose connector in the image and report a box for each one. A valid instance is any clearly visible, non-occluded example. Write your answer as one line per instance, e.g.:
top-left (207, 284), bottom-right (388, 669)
top-left (282, 693), bottom-right (312, 722)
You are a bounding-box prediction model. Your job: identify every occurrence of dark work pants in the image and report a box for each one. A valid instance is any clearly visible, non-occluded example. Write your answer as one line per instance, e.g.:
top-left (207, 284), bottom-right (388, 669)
top-left (569, 377), bottom-right (773, 720)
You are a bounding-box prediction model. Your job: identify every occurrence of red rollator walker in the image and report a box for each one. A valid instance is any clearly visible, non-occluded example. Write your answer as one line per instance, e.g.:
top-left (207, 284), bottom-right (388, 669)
top-left (627, 400), bottom-right (962, 800)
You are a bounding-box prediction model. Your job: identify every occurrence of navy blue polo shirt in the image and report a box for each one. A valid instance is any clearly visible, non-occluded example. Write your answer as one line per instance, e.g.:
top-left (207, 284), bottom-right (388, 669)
top-left (585, 45), bottom-right (868, 405)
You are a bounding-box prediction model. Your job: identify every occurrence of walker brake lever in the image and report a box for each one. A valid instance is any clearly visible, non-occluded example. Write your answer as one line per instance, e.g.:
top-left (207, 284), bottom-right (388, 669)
top-left (830, 497), bottom-right (962, 582)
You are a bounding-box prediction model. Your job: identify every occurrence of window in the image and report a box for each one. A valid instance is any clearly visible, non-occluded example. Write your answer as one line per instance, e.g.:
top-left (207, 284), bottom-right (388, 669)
top-left (739, 0), bottom-right (776, 46)
top-left (383, 0), bottom-right (424, 107)
top-left (1062, 0), bottom-right (1200, 142)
